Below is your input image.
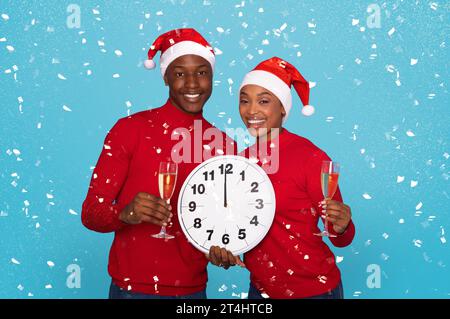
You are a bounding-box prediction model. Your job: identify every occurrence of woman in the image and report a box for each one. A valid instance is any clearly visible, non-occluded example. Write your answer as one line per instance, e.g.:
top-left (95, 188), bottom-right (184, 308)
top-left (208, 57), bottom-right (355, 299)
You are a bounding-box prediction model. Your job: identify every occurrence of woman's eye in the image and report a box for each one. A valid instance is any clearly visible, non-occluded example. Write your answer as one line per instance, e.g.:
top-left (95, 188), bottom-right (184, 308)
top-left (239, 99), bottom-right (248, 104)
top-left (259, 99), bottom-right (269, 104)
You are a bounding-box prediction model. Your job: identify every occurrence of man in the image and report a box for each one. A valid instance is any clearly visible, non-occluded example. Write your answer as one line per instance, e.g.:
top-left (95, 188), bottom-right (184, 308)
top-left (81, 28), bottom-right (235, 299)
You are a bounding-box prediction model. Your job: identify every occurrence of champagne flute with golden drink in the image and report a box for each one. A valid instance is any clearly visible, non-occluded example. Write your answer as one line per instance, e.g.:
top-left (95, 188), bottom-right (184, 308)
top-left (152, 161), bottom-right (177, 239)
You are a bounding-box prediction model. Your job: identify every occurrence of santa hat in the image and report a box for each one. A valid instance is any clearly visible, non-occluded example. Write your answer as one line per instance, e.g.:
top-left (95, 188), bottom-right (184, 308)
top-left (239, 57), bottom-right (314, 122)
top-left (144, 28), bottom-right (215, 77)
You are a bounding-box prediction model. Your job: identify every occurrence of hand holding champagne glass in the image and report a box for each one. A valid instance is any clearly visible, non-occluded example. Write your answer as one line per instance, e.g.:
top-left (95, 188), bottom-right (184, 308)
top-left (152, 161), bottom-right (178, 239)
top-left (314, 161), bottom-right (340, 237)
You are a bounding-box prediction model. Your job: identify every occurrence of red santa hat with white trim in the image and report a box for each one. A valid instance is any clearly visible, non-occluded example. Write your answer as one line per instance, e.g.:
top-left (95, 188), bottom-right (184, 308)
top-left (144, 28), bottom-right (215, 77)
top-left (239, 57), bottom-right (315, 122)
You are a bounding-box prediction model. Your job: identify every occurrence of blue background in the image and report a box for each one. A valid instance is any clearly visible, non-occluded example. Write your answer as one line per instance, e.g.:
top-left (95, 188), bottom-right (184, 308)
top-left (1, 0), bottom-right (448, 299)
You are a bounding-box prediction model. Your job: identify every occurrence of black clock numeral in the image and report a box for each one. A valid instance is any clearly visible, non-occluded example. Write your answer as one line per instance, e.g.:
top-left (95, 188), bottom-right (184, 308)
top-left (188, 201), bottom-right (196, 212)
top-left (238, 229), bottom-right (246, 239)
top-left (193, 218), bottom-right (202, 228)
top-left (219, 163), bottom-right (233, 175)
top-left (203, 170), bottom-right (215, 181)
top-left (255, 199), bottom-right (264, 209)
top-left (251, 182), bottom-right (259, 192)
top-left (191, 184), bottom-right (205, 194)
top-left (222, 233), bottom-right (230, 245)
top-left (250, 215), bottom-right (259, 226)
top-left (240, 170), bottom-right (245, 181)
top-left (206, 229), bottom-right (214, 240)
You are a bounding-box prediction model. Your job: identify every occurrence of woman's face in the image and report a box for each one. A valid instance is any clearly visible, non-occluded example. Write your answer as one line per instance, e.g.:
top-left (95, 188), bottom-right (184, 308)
top-left (239, 84), bottom-right (285, 138)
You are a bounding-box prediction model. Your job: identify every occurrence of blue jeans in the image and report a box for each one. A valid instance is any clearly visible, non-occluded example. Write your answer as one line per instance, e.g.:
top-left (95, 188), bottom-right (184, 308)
top-left (108, 281), bottom-right (207, 299)
top-left (248, 281), bottom-right (344, 299)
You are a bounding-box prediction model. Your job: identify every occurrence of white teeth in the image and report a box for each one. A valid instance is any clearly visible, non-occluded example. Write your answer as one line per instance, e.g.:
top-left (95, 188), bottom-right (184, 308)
top-left (184, 94), bottom-right (200, 98)
top-left (248, 119), bottom-right (265, 124)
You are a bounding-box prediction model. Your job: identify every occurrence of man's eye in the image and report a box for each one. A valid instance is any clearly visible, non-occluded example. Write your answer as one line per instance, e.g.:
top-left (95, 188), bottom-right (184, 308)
top-left (198, 71), bottom-right (207, 76)
top-left (176, 72), bottom-right (184, 77)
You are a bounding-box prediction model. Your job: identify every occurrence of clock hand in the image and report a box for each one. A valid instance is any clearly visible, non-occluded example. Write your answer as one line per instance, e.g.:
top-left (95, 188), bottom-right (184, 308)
top-left (224, 170), bottom-right (228, 208)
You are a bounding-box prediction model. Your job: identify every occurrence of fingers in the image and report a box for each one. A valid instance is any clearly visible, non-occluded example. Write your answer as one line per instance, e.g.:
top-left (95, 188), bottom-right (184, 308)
top-left (133, 192), bottom-right (173, 225)
top-left (208, 246), bottom-right (244, 269)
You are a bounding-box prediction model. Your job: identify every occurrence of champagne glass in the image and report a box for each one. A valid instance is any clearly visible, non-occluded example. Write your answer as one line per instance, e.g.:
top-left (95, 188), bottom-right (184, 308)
top-left (314, 161), bottom-right (340, 238)
top-left (152, 161), bottom-right (177, 239)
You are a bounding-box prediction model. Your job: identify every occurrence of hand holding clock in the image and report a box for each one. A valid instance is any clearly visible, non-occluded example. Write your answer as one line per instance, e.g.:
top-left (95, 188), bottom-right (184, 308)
top-left (207, 246), bottom-right (246, 269)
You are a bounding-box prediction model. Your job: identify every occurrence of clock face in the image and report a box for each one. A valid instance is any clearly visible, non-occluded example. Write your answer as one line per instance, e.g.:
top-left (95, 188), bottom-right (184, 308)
top-left (177, 155), bottom-right (276, 255)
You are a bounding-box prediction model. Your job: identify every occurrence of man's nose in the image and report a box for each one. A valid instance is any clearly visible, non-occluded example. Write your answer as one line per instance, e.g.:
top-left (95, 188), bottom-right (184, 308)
top-left (185, 73), bottom-right (200, 89)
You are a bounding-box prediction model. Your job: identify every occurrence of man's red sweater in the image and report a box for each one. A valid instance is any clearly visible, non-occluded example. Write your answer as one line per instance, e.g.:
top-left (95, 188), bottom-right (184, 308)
top-left (242, 129), bottom-right (355, 298)
top-left (81, 100), bottom-right (235, 296)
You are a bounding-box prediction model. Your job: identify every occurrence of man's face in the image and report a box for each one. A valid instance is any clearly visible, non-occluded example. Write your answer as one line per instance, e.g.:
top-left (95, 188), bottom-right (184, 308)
top-left (164, 55), bottom-right (213, 114)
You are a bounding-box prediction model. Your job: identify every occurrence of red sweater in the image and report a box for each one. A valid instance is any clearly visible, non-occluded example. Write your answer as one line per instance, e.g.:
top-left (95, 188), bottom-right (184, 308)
top-left (242, 129), bottom-right (355, 298)
top-left (81, 100), bottom-right (235, 296)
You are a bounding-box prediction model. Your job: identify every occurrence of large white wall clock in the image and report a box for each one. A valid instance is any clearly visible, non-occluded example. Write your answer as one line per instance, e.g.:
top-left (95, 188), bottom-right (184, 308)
top-left (177, 155), bottom-right (276, 255)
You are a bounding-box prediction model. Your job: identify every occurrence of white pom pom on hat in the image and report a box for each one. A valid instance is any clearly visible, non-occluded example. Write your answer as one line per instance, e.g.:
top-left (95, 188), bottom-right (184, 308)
top-left (301, 104), bottom-right (315, 116)
top-left (144, 59), bottom-right (156, 69)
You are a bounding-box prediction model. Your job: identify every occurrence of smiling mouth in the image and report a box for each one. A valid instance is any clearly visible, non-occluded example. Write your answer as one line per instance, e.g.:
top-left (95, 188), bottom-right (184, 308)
top-left (248, 119), bottom-right (266, 125)
top-left (184, 93), bottom-right (201, 99)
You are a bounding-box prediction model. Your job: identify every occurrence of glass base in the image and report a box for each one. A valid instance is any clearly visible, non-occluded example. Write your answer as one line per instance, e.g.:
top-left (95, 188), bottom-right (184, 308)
top-left (151, 231), bottom-right (174, 240)
top-left (314, 231), bottom-right (337, 238)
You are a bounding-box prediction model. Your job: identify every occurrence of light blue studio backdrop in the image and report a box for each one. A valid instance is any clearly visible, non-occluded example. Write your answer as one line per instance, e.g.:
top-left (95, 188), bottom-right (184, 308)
top-left (0, 0), bottom-right (448, 299)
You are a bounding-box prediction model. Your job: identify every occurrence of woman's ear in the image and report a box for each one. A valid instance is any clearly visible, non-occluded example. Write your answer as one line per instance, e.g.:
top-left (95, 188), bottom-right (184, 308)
top-left (281, 105), bottom-right (286, 117)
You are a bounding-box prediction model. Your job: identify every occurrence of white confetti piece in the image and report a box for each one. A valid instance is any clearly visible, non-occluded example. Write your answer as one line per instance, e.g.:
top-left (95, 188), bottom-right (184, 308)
top-left (1, 13), bottom-right (10, 20)
top-left (410, 58), bottom-right (418, 66)
top-left (399, 218), bottom-right (405, 224)
top-left (336, 256), bottom-right (344, 263)
top-left (218, 284), bottom-right (228, 292)
top-left (112, 73), bottom-right (120, 78)
top-left (440, 237), bottom-right (446, 244)
top-left (62, 105), bottom-right (72, 112)
top-left (388, 27), bottom-right (396, 36)
top-left (287, 269), bottom-right (294, 275)
top-left (309, 82), bottom-right (316, 88)
top-left (410, 180), bottom-right (418, 188)
top-left (413, 239), bottom-right (422, 248)
top-left (362, 193), bottom-right (372, 200)
top-left (382, 233), bottom-right (389, 239)
top-left (416, 202), bottom-right (423, 210)
top-left (57, 73), bottom-right (67, 80)
top-left (406, 130), bottom-right (415, 137)
top-left (397, 176), bottom-right (405, 183)
top-left (92, 9), bottom-right (100, 15)
top-left (47, 261), bottom-right (55, 267)
top-left (11, 258), bottom-right (20, 265)
top-left (214, 47), bottom-right (223, 55)
top-left (45, 284), bottom-right (52, 289)
top-left (46, 193), bottom-right (54, 199)
top-left (114, 49), bottom-right (123, 57)
top-left (216, 27), bottom-right (224, 33)
top-left (156, 148), bottom-right (161, 154)
top-left (6, 45), bottom-right (15, 52)
top-left (156, 11), bottom-right (163, 16)
top-left (352, 18), bottom-right (359, 26)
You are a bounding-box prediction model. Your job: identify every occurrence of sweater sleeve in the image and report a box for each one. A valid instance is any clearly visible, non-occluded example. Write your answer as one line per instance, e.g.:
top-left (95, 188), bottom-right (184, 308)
top-left (81, 118), bottom-right (137, 233)
top-left (305, 150), bottom-right (355, 247)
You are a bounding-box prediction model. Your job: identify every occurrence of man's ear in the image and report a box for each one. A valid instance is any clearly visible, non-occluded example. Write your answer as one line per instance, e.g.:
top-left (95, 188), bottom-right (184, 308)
top-left (163, 74), bottom-right (169, 86)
